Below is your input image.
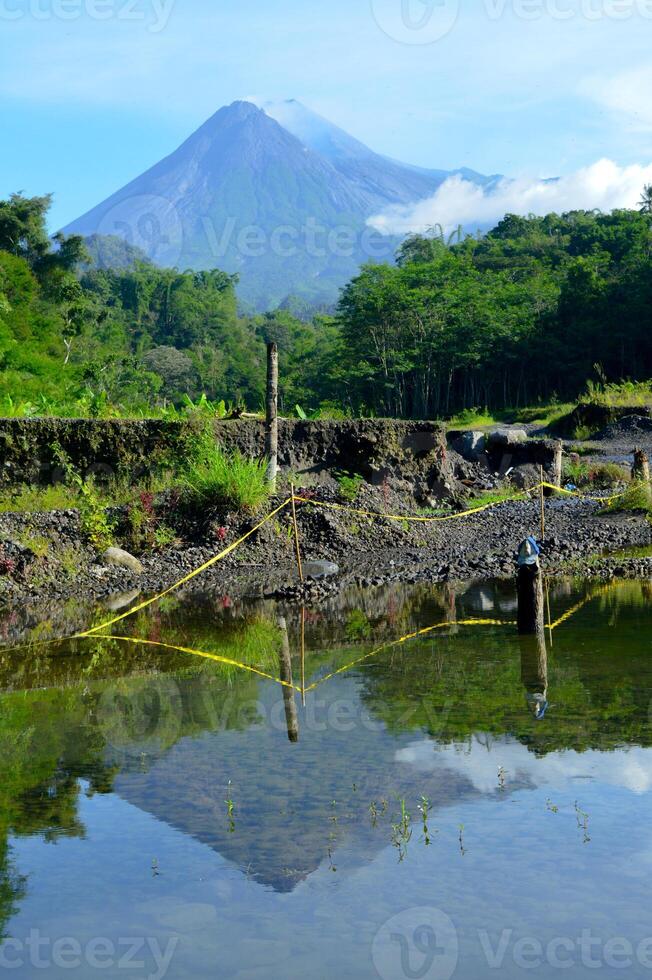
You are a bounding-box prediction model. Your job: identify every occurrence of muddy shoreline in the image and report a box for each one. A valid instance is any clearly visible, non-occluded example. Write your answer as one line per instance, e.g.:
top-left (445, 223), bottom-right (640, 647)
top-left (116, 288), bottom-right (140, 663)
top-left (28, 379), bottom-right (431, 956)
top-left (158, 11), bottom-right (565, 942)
top-left (2, 415), bottom-right (651, 623)
top-left (1, 488), bottom-right (650, 620)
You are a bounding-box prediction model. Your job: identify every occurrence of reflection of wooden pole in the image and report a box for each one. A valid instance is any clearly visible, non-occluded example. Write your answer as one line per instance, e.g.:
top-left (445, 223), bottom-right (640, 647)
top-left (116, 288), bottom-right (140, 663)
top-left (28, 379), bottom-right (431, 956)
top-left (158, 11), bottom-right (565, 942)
top-left (265, 342), bottom-right (278, 490)
top-left (517, 552), bottom-right (545, 636)
top-left (278, 616), bottom-right (299, 742)
top-left (633, 447), bottom-right (650, 483)
top-left (553, 441), bottom-right (563, 489)
top-left (520, 632), bottom-right (548, 719)
top-left (539, 466), bottom-right (546, 541)
top-left (300, 605), bottom-right (306, 707)
top-left (290, 483), bottom-right (304, 583)
top-left (545, 577), bottom-right (553, 647)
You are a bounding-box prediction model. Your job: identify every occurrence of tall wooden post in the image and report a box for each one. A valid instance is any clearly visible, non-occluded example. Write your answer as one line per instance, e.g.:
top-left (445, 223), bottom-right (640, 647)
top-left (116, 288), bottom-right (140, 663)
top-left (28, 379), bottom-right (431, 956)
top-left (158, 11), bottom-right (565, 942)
top-left (278, 616), bottom-right (298, 743)
top-left (632, 447), bottom-right (650, 483)
top-left (552, 440), bottom-right (563, 489)
top-left (517, 543), bottom-right (545, 637)
top-left (265, 342), bottom-right (278, 490)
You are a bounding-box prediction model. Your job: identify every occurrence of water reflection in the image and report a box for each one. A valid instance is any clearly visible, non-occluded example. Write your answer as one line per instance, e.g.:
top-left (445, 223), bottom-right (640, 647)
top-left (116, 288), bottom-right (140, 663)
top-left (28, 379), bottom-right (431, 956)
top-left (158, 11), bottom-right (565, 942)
top-left (1, 577), bottom-right (652, 956)
top-left (521, 634), bottom-right (549, 720)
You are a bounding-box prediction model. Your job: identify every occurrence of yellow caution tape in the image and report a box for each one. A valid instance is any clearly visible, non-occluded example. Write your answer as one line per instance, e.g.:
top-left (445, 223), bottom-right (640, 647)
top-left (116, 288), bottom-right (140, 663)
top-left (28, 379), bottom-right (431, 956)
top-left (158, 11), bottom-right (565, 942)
top-left (0, 474), bottom-right (631, 665)
top-left (93, 634), bottom-right (301, 692)
top-left (293, 489), bottom-right (535, 524)
top-left (75, 497), bottom-right (294, 639)
top-left (540, 482), bottom-right (627, 504)
top-left (304, 617), bottom-right (515, 693)
top-left (547, 582), bottom-right (619, 631)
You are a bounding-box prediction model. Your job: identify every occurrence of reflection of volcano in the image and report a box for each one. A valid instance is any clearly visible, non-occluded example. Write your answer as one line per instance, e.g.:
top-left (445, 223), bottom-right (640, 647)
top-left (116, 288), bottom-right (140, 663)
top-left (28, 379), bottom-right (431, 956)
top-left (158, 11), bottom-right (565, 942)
top-left (112, 676), bottom-right (479, 892)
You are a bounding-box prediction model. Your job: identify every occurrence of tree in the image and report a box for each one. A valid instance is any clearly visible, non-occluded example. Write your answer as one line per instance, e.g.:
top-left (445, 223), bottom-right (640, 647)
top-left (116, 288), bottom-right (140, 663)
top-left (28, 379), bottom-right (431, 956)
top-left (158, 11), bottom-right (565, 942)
top-left (639, 184), bottom-right (652, 216)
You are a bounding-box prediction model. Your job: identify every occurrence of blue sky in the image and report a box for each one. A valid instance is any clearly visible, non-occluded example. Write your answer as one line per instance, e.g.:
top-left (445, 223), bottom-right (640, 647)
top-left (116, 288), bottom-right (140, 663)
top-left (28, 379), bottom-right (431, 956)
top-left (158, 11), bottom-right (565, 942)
top-left (1, 0), bottom-right (651, 231)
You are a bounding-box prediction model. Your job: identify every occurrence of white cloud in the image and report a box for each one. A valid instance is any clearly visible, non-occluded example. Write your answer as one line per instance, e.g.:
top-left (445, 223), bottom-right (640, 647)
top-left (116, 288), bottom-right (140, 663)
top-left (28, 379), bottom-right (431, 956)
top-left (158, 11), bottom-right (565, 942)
top-left (368, 158), bottom-right (652, 236)
top-left (397, 736), bottom-right (652, 796)
top-left (581, 65), bottom-right (652, 132)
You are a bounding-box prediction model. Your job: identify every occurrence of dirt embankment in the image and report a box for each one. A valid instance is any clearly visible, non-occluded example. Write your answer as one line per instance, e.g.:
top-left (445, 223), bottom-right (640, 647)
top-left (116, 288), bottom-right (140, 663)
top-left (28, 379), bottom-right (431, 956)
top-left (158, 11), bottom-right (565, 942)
top-left (0, 416), bottom-right (650, 615)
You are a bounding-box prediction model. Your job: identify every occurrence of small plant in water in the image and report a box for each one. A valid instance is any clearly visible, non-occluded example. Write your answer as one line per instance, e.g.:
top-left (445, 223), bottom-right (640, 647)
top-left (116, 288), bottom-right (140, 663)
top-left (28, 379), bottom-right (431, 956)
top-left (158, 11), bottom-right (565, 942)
top-left (369, 801), bottom-right (378, 828)
top-left (459, 823), bottom-right (466, 857)
top-left (498, 766), bottom-right (507, 791)
top-left (225, 781), bottom-right (236, 833)
top-left (390, 799), bottom-right (412, 862)
top-left (575, 801), bottom-right (591, 844)
top-left (418, 796), bottom-right (434, 845)
top-left (546, 799), bottom-right (559, 814)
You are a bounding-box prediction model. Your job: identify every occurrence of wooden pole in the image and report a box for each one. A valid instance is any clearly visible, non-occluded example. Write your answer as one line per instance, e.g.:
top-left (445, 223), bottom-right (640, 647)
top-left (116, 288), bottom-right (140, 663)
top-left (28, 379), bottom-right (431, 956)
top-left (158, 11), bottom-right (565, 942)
top-left (632, 447), bottom-right (650, 483)
top-left (278, 616), bottom-right (298, 742)
top-left (517, 551), bottom-right (545, 636)
top-left (290, 483), bottom-right (304, 583)
top-left (265, 342), bottom-right (278, 490)
top-left (539, 465), bottom-right (546, 542)
top-left (552, 440), bottom-right (563, 489)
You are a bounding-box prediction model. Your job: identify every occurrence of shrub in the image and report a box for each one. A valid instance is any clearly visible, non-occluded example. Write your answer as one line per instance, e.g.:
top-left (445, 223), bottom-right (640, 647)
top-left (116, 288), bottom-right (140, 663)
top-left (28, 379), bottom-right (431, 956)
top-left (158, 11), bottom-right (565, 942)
top-left (335, 470), bottom-right (364, 502)
top-left (604, 481), bottom-right (652, 516)
top-left (564, 460), bottom-right (630, 488)
top-left (180, 434), bottom-right (270, 512)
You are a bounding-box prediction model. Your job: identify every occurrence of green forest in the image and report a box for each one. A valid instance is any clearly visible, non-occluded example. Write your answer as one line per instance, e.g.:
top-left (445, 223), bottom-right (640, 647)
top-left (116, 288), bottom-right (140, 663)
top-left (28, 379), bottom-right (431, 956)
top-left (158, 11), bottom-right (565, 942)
top-left (1, 190), bottom-right (651, 420)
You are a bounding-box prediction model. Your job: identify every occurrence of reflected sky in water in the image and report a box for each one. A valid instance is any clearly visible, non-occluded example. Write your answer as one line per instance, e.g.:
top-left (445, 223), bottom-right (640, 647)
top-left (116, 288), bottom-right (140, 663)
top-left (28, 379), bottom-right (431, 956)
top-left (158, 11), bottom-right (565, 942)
top-left (2, 578), bottom-right (652, 978)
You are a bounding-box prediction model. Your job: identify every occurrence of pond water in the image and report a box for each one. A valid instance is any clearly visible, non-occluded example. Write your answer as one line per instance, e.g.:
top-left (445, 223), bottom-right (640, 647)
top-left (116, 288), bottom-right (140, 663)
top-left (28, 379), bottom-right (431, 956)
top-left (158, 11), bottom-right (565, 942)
top-left (2, 578), bottom-right (652, 978)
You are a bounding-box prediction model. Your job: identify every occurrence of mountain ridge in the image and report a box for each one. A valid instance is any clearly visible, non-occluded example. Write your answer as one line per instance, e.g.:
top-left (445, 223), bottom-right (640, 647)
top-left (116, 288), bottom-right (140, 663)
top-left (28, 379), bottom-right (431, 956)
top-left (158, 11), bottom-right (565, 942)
top-left (64, 99), bottom-right (496, 308)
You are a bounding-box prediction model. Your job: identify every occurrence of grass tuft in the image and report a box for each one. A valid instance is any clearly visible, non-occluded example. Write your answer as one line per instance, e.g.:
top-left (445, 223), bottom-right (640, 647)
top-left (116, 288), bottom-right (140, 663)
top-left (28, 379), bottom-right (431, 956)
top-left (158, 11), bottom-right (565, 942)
top-left (180, 434), bottom-right (270, 512)
top-left (604, 481), bottom-right (652, 516)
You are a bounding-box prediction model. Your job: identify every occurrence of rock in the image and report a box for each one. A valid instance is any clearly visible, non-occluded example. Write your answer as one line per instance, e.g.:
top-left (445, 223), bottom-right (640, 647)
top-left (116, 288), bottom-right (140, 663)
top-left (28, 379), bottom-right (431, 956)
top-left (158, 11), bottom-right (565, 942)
top-left (487, 428), bottom-right (528, 447)
top-left (509, 464), bottom-right (542, 490)
top-left (452, 431), bottom-right (487, 462)
top-left (303, 560), bottom-right (339, 580)
top-left (103, 588), bottom-right (142, 611)
top-left (102, 547), bottom-right (143, 574)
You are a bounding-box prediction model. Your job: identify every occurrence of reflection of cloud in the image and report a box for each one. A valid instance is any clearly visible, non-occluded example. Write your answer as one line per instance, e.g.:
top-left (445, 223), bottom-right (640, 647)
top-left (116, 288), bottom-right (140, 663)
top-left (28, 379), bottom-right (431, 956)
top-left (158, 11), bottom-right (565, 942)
top-left (368, 159), bottom-right (652, 236)
top-left (396, 737), bottom-right (652, 795)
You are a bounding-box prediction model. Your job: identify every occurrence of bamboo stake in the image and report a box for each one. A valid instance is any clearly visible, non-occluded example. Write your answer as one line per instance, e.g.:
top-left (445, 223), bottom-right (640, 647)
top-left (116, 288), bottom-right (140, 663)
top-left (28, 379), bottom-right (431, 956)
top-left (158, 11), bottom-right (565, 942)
top-left (265, 342), bottom-right (278, 490)
top-left (539, 465), bottom-right (545, 542)
top-left (290, 483), bottom-right (304, 583)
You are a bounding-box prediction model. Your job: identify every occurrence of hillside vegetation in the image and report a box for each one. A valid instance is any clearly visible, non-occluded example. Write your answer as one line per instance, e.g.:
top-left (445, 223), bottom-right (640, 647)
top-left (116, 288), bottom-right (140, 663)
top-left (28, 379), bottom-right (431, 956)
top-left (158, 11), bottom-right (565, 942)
top-left (1, 191), bottom-right (651, 421)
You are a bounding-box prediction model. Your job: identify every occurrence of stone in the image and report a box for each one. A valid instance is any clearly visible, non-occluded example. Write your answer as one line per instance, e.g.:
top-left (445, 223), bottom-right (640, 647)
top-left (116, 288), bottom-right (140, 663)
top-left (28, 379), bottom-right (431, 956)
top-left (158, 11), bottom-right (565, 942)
top-left (508, 463), bottom-right (542, 490)
top-left (452, 431), bottom-right (486, 462)
top-left (102, 547), bottom-right (143, 574)
top-left (303, 560), bottom-right (339, 580)
top-left (487, 428), bottom-right (528, 447)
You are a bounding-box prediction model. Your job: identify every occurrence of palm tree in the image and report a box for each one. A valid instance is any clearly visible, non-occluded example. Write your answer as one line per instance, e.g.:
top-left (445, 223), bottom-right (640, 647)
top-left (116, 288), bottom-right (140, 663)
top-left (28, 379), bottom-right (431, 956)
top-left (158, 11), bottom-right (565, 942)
top-left (639, 184), bottom-right (652, 215)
